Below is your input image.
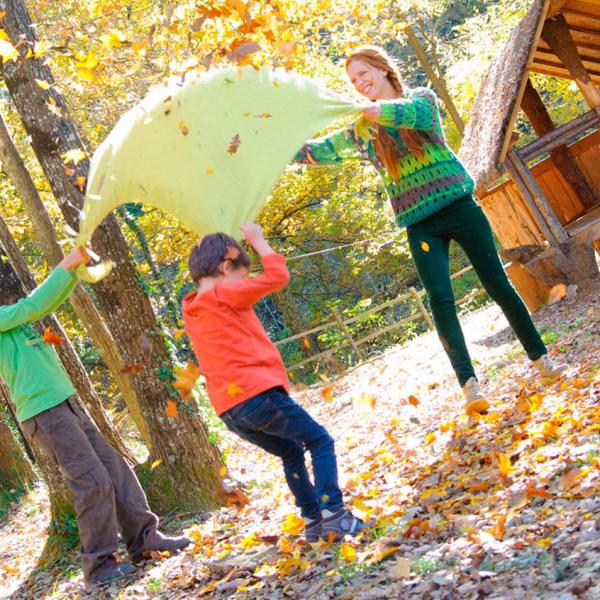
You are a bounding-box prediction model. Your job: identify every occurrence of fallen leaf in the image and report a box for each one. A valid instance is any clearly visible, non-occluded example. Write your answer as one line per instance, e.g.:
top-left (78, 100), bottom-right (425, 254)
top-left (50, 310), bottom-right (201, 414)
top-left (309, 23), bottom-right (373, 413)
top-left (421, 241), bottom-right (430, 252)
top-left (150, 458), bottom-right (162, 470)
top-left (340, 542), bottom-right (357, 562)
top-left (43, 326), bottom-right (64, 345)
top-left (179, 120), bottom-right (189, 136)
top-left (408, 395), bottom-right (419, 406)
top-left (389, 557), bottom-right (412, 578)
top-left (227, 133), bottom-right (241, 154)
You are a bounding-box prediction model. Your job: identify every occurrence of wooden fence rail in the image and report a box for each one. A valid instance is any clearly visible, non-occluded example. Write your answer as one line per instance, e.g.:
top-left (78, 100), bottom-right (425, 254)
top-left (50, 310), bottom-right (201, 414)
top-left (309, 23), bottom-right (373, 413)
top-left (275, 263), bottom-right (489, 373)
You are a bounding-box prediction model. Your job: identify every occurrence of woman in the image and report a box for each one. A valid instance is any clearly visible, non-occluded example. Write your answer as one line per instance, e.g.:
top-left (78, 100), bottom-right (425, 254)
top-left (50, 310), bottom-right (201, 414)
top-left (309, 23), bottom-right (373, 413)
top-left (295, 45), bottom-right (565, 414)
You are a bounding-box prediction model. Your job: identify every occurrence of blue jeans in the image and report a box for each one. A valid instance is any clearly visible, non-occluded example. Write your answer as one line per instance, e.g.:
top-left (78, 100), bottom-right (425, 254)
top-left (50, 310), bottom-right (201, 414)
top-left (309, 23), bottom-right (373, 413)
top-left (220, 387), bottom-right (343, 519)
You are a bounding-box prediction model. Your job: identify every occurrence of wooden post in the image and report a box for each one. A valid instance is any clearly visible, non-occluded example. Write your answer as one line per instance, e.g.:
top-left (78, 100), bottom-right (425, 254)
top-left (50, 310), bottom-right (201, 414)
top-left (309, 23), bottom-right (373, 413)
top-left (403, 25), bottom-right (465, 136)
top-left (521, 78), bottom-right (598, 210)
top-left (409, 287), bottom-right (434, 330)
top-left (504, 151), bottom-right (561, 246)
top-left (332, 310), bottom-right (365, 361)
top-left (542, 14), bottom-right (600, 110)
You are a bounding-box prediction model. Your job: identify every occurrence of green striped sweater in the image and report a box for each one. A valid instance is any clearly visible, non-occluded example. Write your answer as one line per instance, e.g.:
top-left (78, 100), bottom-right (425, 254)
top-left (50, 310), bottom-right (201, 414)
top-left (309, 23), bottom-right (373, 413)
top-left (295, 87), bottom-right (474, 227)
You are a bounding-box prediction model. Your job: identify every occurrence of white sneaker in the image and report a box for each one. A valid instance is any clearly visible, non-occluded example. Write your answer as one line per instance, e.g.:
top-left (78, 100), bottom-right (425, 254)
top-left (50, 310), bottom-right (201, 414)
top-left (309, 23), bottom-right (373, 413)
top-left (533, 354), bottom-right (567, 385)
top-left (462, 377), bottom-right (490, 415)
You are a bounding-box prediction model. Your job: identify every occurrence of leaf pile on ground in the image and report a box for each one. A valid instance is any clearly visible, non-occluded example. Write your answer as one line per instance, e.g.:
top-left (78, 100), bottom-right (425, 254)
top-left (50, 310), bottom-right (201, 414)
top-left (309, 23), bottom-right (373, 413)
top-left (1, 277), bottom-right (598, 599)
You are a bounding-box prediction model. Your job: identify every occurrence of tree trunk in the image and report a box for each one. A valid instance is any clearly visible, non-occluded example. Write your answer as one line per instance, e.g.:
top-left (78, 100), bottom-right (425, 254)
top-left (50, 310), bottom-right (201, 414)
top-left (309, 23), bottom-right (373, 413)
top-left (116, 206), bottom-right (181, 329)
top-left (521, 79), bottom-right (598, 212)
top-left (1, 0), bottom-right (225, 512)
top-left (0, 398), bottom-right (34, 491)
top-left (271, 286), bottom-right (321, 359)
top-left (0, 103), bottom-right (151, 447)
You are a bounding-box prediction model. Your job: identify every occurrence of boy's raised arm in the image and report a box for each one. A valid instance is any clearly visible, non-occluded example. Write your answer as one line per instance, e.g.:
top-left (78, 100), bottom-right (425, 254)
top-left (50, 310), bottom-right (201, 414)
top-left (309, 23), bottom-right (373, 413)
top-left (0, 248), bottom-right (88, 332)
top-left (214, 224), bottom-right (289, 309)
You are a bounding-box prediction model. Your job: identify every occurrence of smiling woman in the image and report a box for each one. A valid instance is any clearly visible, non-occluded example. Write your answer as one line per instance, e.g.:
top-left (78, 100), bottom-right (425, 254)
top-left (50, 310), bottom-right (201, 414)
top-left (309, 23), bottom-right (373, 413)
top-left (294, 44), bottom-right (568, 413)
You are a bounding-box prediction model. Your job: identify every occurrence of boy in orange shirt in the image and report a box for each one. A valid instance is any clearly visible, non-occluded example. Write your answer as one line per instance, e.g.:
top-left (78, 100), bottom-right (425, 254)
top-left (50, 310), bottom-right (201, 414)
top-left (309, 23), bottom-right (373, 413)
top-left (183, 223), bottom-right (367, 542)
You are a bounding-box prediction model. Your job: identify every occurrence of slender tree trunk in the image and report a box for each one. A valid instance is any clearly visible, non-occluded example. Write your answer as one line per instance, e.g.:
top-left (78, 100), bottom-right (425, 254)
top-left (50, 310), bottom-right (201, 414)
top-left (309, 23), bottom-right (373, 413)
top-left (1, 0), bottom-right (225, 512)
top-left (0, 112), bottom-right (151, 447)
top-left (116, 206), bottom-right (181, 328)
top-left (271, 287), bottom-right (320, 358)
top-left (0, 398), bottom-right (34, 490)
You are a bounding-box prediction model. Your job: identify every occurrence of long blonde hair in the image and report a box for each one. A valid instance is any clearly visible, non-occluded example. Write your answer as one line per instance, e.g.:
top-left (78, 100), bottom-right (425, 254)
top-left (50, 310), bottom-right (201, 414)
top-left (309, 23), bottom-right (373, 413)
top-left (346, 46), bottom-right (428, 179)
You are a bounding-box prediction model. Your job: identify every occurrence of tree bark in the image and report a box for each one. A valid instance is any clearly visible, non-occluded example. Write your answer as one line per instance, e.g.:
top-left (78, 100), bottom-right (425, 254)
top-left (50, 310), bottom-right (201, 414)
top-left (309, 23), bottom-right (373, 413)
top-left (271, 287), bottom-right (321, 358)
top-left (0, 398), bottom-right (34, 491)
top-left (0, 111), bottom-right (151, 447)
top-left (1, 0), bottom-right (225, 512)
top-left (521, 79), bottom-right (598, 211)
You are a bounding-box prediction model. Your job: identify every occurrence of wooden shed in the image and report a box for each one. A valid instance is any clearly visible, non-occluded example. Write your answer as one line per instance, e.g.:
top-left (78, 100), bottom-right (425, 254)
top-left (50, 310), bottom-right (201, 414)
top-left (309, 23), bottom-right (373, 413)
top-left (459, 0), bottom-right (600, 310)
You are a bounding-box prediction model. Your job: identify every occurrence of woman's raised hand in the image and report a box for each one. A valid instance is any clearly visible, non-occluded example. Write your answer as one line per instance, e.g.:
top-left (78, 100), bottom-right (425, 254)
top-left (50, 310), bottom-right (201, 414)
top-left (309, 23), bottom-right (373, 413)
top-left (363, 104), bottom-right (382, 122)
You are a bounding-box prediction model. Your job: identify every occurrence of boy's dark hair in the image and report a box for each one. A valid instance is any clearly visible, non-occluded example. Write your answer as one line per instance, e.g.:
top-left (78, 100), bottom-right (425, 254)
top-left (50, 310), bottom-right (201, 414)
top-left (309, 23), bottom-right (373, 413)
top-left (189, 233), bottom-right (251, 283)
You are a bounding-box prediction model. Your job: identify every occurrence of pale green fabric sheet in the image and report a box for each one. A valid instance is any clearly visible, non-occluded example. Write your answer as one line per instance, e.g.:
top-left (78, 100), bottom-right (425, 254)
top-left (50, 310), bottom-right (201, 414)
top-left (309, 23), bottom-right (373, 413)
top-left (76, 67), bottom-right (361, 280)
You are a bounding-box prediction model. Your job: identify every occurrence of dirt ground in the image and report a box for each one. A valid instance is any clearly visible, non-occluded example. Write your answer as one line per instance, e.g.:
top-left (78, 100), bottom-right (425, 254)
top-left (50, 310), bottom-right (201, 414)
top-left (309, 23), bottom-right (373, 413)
top-left (1, 275), bottom-right (598, 600)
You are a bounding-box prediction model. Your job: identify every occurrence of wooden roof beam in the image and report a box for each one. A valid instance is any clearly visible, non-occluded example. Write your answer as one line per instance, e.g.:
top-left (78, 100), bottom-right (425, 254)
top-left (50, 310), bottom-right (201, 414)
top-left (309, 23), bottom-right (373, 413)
top-left (542, 13), bottom-right (600, 108)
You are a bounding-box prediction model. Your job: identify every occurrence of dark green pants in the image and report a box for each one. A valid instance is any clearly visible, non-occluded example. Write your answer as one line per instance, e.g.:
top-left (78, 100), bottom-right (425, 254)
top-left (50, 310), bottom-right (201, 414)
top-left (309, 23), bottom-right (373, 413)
top-left (407, 195), bottom-right (547, 387)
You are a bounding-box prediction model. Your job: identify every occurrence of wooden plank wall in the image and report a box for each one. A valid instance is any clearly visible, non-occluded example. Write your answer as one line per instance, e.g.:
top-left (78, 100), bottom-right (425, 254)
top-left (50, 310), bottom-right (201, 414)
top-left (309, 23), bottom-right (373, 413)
top-left (478, 129), bottom-right (600, 248)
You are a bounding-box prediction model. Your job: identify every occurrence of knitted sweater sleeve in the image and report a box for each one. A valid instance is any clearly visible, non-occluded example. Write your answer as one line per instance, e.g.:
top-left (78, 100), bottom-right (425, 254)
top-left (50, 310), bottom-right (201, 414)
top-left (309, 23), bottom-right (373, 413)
top-left (294, 126), bottom-right (365, 165)
top-left (376, 88), bottom-right (438, 131)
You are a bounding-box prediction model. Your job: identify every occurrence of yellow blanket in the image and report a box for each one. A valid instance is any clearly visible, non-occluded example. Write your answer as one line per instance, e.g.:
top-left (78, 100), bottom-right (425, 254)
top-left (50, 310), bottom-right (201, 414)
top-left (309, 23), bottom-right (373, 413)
top-left (76, 67), bottom-right (361, 281)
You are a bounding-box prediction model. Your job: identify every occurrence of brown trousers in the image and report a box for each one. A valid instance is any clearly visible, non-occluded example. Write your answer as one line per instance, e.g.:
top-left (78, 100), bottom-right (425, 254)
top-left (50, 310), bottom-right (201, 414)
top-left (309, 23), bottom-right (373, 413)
top-left (22, 398), bottom-right (159, 578)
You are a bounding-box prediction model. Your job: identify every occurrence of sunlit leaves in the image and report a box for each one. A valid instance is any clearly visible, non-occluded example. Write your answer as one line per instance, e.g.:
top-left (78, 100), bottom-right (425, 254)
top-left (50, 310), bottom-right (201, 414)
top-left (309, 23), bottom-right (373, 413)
top-left (281, 513), bottom-right (304, 536)
top-left (173, 360), bottom-right (201, 398)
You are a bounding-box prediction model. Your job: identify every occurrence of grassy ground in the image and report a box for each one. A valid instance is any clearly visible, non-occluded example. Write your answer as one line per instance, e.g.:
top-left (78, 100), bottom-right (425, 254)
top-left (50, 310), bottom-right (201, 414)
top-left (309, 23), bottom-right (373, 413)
top-left (1, 275), bottom-right (598, 600)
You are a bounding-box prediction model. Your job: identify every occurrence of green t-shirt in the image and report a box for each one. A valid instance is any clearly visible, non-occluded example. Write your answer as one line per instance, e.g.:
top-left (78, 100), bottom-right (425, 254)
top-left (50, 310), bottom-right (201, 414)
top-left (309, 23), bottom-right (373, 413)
top-left (0, 267), bottom-right (79, 422)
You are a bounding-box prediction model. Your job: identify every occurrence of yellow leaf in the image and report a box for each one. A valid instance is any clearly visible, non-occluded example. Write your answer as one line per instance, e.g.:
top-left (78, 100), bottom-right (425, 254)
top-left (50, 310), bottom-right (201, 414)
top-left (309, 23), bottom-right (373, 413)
top-left (241, 533), bottom-right (259, 551)
top-left (0, 39), bottom-right (18, 61)
top-left (35, 78), bottom-right (51, 90)
top-left (74, 176), bottom-right (86, 191)
top-left (46, 97), bottom-right (63, 117)
top-left (173, 328), bottom-right (186, 341)
top-left (150, 458), bottom-right (162, 470)
top-left (537, 537), bottom-right (552, 548)
top-left (340, 542), bottom-right (357, 562)
top-left (0, 29), bottom-right (9, 41)
top-left (424, 431), bottom-right (436, 444)
top-left (243, 111), bottom-right (250, 117)
top-left (33, 39), bottom-right (50, 58)
top-left (100, 29), bottom-right (126, 49)
top-left (420, 241), bottom-right (430, 252)
top-left (173, 361), bottom-right (201, 398)
top-left (219, 465), bottom-right (227, 477)
top-left (489, 514), bottom-right (506, 540)
top-left (497, 452), bottom-right (513, 477)
top-left (227, 382), bottom-right (244, 397)
top-left (281, 513), bottom-right (304, 536)
top-left (61, 148), bottom-right (87, 165)
top-left (206, 168), bottom-right (215, 175)
top-left (178, 120), bottom-right (189, 136)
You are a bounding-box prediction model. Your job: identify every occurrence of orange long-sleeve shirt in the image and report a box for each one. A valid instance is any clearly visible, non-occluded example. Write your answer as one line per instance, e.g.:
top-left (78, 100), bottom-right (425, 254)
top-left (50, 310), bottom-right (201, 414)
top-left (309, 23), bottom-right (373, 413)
top-left (182, 252), bottom-right (291, 415)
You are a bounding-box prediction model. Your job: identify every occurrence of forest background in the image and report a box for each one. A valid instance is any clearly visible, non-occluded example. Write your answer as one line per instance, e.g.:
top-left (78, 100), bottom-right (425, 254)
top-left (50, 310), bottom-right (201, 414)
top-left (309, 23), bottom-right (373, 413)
top-left (0, 0), bottom-right (592, 552)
